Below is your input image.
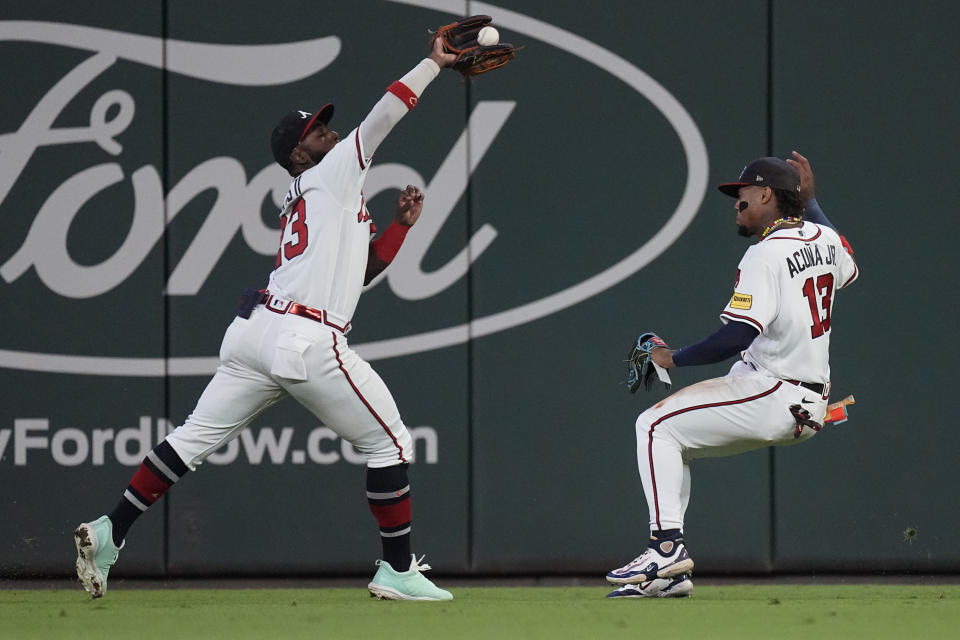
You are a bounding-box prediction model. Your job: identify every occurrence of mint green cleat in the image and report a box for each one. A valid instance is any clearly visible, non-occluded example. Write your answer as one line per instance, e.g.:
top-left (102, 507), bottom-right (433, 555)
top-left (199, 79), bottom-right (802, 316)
top-left (367, 555), bottom-right (453, 601)
top-left (73, 515), bottom-right (121, 598)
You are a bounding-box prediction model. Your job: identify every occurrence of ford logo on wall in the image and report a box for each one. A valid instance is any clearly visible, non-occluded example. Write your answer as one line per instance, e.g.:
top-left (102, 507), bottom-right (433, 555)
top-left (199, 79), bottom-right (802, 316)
top-left (0, 1), bottom-right (707, 376)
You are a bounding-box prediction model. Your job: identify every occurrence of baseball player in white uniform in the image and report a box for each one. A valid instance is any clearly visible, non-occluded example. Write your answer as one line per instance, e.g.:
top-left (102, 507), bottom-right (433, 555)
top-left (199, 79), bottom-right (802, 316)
top-left (606, 153), bottom-right (858, 598)
top-left (74, 38), bottom-right (460, 601)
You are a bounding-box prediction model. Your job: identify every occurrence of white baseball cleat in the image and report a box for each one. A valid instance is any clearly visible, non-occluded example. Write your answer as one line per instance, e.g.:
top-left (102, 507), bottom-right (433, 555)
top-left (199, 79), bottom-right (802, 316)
top-left (607, 538), bottom-right (694, 584)
top-left (606, 574), bottom-right (693, 598)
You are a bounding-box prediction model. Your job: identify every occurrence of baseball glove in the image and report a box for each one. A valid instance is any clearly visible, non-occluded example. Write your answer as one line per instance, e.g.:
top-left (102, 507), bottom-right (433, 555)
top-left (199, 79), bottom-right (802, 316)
top-left (431, 15), bottom-right (520, 76)
top-left (626, 332), bottom-right (670, 393)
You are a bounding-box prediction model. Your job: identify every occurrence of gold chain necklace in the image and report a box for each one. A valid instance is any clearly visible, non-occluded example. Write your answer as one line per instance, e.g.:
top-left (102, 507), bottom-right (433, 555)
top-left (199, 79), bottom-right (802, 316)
top-left (760, 216), bottom-right (801, 239)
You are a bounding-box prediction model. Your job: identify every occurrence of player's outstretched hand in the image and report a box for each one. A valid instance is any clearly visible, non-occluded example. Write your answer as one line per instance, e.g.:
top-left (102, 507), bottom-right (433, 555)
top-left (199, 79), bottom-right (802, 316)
top-left (627, 332), bottom-right (671, 393)
top-left (395, 185), bottom-right (425, 226)
top-left (429, 37), bottom-right (458, 68)
top-left (650, 345), bottom-right (676, 369)
top-left (787, 150), bottom-right (816, 202)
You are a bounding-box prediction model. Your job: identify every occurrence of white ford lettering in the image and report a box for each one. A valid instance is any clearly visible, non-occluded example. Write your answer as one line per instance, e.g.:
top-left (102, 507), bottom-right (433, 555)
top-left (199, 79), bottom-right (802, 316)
top-left (0, 10), bottom-right (707, 374)
top-left (0, 418), bottom-right (439, 467)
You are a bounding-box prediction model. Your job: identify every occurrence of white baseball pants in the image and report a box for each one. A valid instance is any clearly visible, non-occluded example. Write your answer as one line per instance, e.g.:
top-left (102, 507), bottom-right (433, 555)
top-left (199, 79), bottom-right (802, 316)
top-left (166, 305), bottom-right (413, 469)
top-left (635, 360), bottom-right (827, 531)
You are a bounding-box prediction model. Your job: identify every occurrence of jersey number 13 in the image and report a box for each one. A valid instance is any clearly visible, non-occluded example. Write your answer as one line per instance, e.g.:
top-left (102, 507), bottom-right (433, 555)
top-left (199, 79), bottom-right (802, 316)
top-left (276, 198), bottom-right (309, 266)
top-left (801, 274), bottom-right (834, 338)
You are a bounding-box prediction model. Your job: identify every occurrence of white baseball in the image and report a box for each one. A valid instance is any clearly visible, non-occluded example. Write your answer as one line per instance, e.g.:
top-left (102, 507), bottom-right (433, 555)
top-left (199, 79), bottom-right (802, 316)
top-left (477, 26), bottom-right (500, 46)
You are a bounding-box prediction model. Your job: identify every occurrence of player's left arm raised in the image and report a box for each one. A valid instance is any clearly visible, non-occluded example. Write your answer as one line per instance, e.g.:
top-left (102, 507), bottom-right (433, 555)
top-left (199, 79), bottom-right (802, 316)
top-left (787, 150), bottom-right (857, 260)
top-left (357, 38), bottom-right (456, 165)
top-left (365, 185), bottom-right (424, 284)
top-left (787, 150), bottom-right (837, 230)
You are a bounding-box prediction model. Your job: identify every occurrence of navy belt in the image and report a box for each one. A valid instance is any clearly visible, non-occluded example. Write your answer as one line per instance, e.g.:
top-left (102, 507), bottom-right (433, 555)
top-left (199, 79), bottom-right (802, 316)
top-left (785, 379), bottom-right (825, 395)
top-left (742, 358), bottom-right (825, 396)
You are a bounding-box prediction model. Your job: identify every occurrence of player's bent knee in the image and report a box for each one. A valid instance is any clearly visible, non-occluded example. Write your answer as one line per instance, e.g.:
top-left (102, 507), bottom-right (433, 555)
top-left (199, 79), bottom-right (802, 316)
top-left (365, 447), bottom-right (416, 467)
top-left (354, 424), bottom-right (415, 468)
top-left (635, 410), bottom-right (657, 433)
top-left (165, 419), bottom-right (250, 470)
top-left (164, 432), bottom-right (205, 471)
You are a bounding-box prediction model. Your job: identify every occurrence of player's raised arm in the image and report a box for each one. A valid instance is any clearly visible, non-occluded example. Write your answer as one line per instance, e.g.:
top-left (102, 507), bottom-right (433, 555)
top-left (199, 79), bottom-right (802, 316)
top-left (357, 38), bottom-right (456, 162)
top-left (787, 151), bottom-right (835, 230)
top-left (788, 150), bottom-right (858, 262)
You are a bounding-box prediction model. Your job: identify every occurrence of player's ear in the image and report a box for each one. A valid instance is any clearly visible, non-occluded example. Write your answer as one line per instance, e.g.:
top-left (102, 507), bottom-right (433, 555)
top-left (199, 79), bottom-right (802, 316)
top-left (289, 145), bottom-right (308, 167)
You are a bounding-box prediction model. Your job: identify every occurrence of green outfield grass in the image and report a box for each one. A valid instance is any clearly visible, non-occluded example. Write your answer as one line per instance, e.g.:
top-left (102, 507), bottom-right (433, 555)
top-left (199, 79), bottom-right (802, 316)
top-left (1, 585), bottom-right (958, 640)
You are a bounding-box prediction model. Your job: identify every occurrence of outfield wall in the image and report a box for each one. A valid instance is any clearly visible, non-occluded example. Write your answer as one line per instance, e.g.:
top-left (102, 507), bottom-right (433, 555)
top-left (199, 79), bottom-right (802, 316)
top-left (1, 1), bottom-right (956, 577)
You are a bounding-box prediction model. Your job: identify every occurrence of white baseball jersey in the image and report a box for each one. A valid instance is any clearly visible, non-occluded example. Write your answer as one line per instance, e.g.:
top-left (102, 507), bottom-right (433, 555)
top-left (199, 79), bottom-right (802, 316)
top-left (165, 58), bottom-right (443, 472)
top-left (267, 126), bottom-right (374, 322)
top-left (720, 221), bottom-right (859, 384)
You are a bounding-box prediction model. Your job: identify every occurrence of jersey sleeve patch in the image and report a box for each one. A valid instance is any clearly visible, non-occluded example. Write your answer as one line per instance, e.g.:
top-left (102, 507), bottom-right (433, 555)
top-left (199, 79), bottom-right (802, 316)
top-left (729, 292), bottom-right (753, 310)
top-left (722, 253), bottom-right (777, 332)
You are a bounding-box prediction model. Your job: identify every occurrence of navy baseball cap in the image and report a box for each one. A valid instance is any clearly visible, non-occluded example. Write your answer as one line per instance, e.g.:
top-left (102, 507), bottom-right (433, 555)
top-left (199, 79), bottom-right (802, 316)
top-left (270, 103), bottom-right (334, 168)
top-left (717, 157), bottom-right (801, 198)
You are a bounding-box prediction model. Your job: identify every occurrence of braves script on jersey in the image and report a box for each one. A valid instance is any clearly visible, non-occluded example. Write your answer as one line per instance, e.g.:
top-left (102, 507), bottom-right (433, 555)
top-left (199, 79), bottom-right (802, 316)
top-left (723, 221), bottom-right (858, 384)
